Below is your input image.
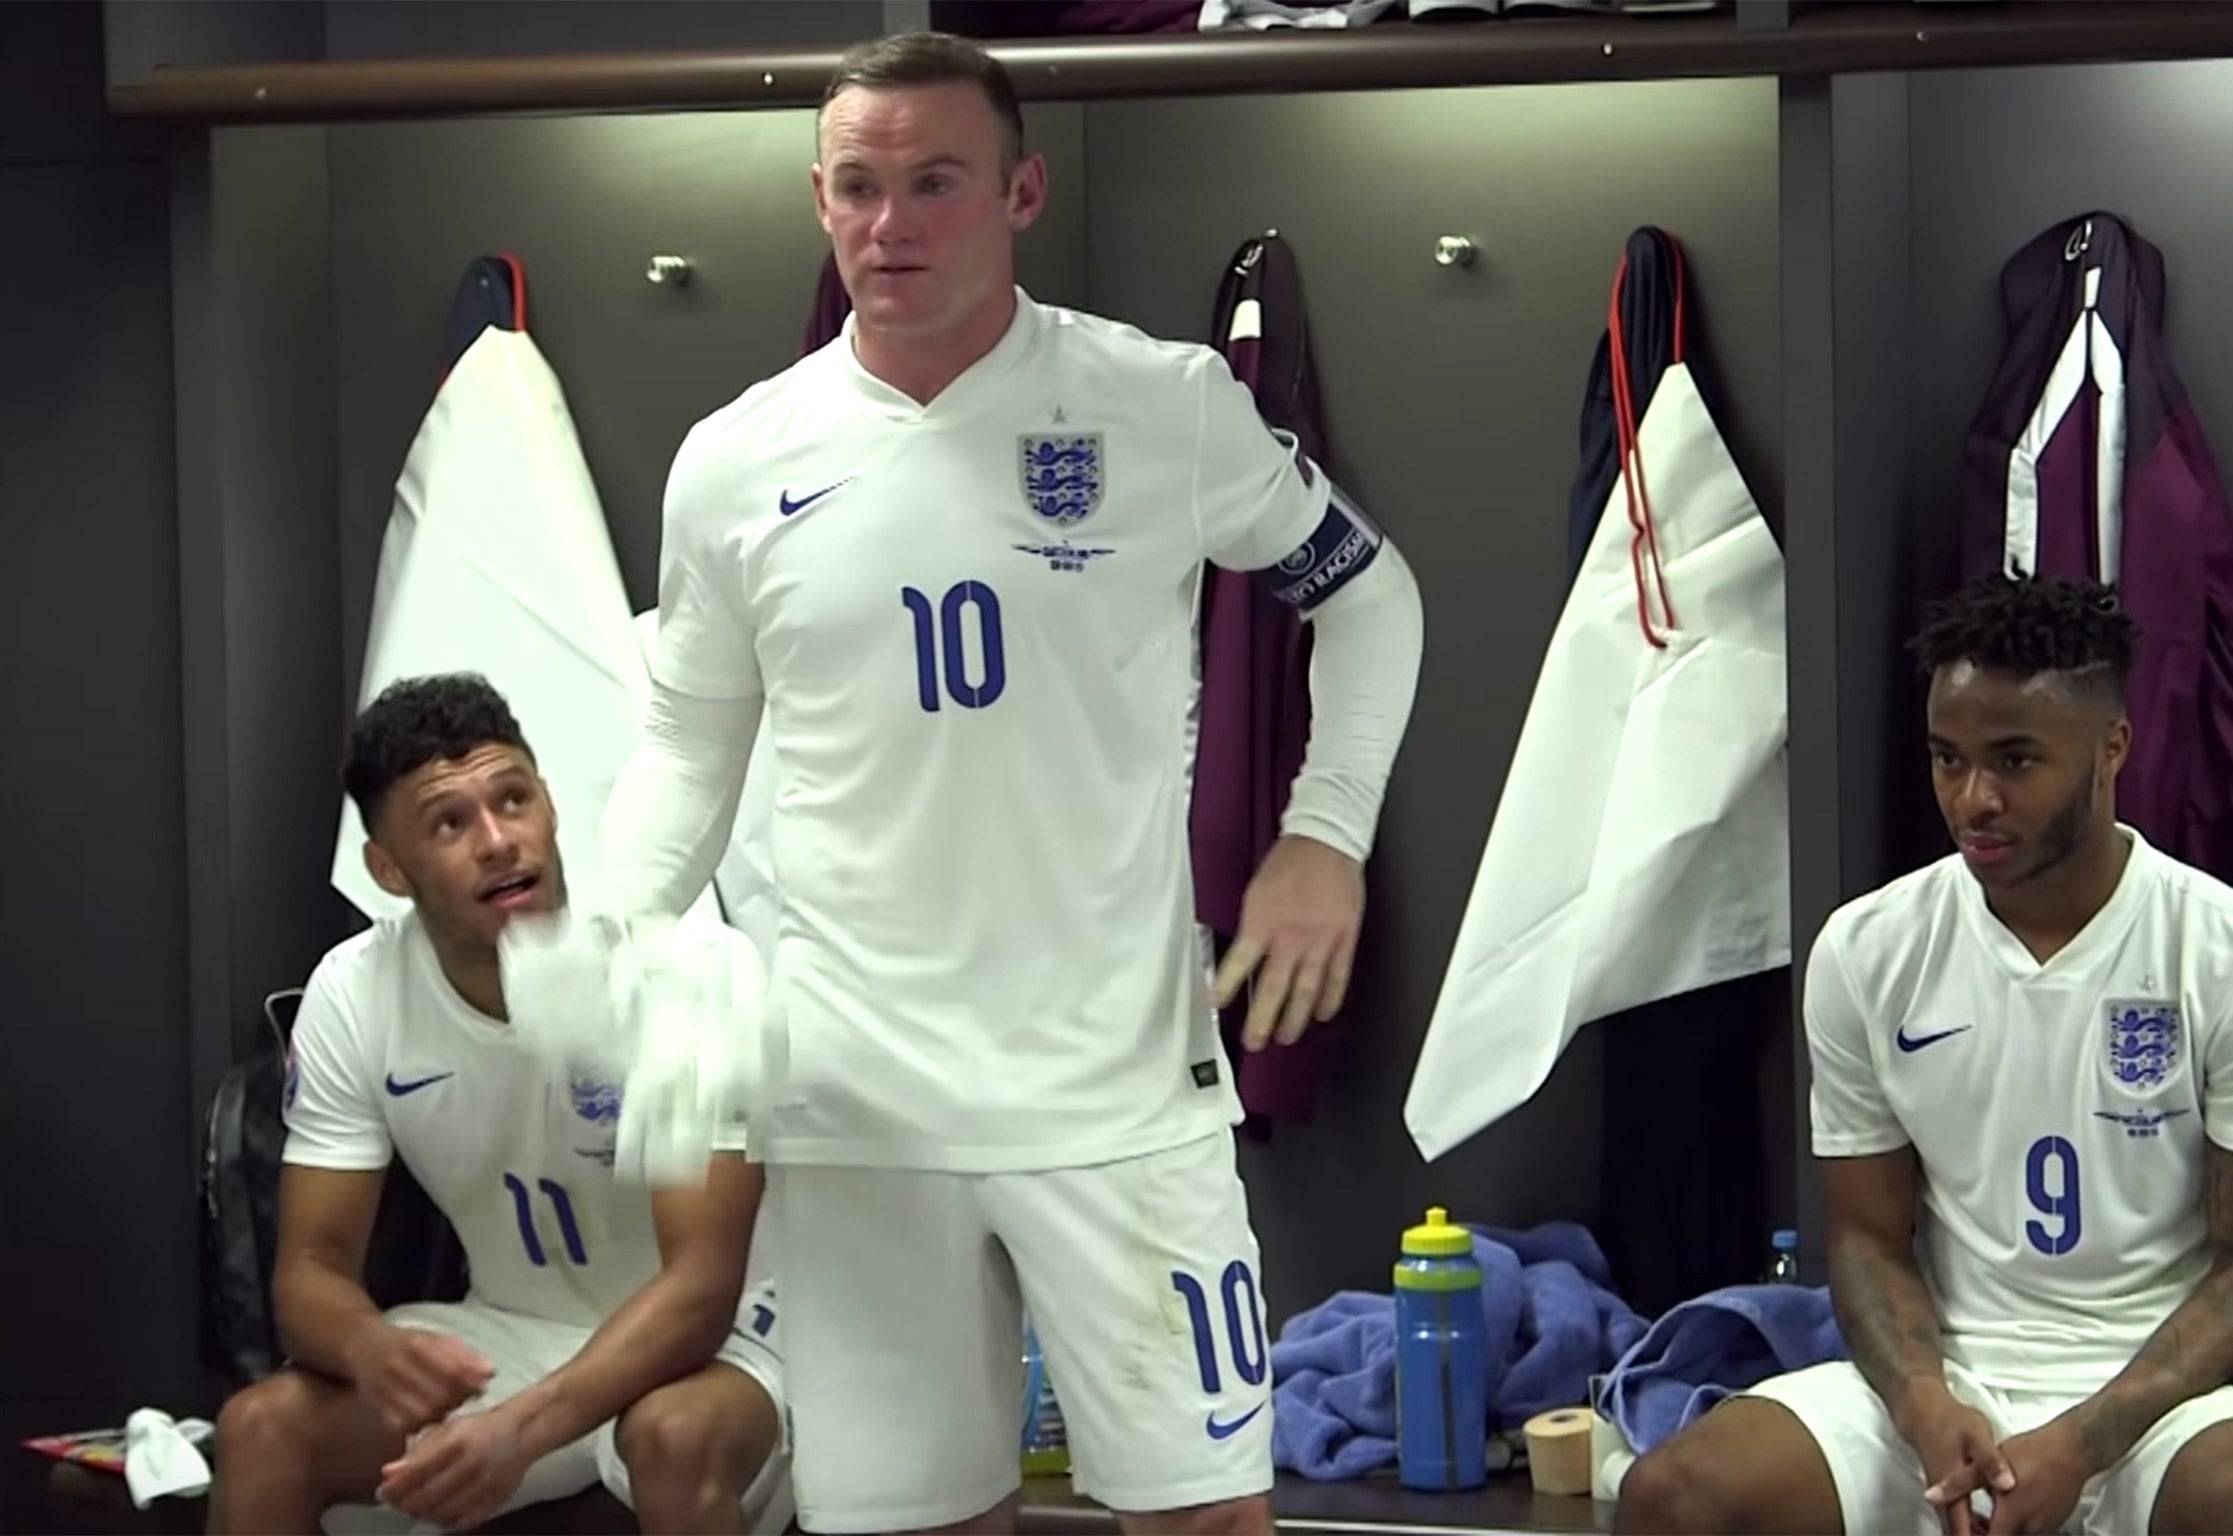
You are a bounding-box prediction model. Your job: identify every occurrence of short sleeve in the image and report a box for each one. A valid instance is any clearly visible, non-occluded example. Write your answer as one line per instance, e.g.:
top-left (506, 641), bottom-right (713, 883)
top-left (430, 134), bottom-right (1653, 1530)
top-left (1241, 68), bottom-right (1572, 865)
top-left (2200, 995), bottom-right (2233, 1152)
top-left (1188, 352), bottom-right (1387, 614)
top-left (651, 429), bottom-right (764, 704)
top-left (280, 962), bottom-right (393, 1172)
top-left (1804, 924), bottom-right (1910, 1159)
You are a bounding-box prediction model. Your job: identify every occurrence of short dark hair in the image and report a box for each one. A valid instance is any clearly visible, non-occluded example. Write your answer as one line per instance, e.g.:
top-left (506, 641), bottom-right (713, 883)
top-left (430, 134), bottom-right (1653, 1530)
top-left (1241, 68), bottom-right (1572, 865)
top-left (819, 30), bottom-right (1026, 174)
top-left (1907, 573), bottom-right (2139, 707)
top-left (342, 673), bottom-right (531, 831)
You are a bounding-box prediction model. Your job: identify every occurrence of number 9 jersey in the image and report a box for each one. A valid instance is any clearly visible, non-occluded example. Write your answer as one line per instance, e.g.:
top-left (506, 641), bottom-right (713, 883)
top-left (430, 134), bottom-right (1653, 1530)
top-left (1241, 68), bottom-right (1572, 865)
top-left (649, 290), bottom-right (1382, 1175)
top-left (1804, 826), bottom-right (2233, 1392)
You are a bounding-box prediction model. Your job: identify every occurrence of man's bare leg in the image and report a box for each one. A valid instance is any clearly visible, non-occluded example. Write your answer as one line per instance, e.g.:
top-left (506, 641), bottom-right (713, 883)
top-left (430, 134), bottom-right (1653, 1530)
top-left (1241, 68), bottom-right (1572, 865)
top-left (1115, 1491), bottom-right (1275, 1535)
top-left (1614, 1398), bottom-right (1845, 1535)
top-left (207, 1367), bottom-right (403, 1535)
top-left (2151, 1419), bottom-right (2233, 1535)
top-left (614, 1361), bottom-right (782, 1536)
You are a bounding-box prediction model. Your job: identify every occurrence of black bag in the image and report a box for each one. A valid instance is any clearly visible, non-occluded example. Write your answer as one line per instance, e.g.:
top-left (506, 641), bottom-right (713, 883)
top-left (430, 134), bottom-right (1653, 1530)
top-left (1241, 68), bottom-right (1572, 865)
top-left (199, 989), bottom-right (296, 1396)
top-left (199, 987), bottom-right (469, 1399)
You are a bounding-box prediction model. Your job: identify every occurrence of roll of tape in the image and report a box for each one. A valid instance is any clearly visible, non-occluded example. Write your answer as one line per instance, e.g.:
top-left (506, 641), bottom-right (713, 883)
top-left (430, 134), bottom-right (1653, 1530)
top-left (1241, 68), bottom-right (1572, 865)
top-left (1523, 1406), bottom-right (1594, 1497)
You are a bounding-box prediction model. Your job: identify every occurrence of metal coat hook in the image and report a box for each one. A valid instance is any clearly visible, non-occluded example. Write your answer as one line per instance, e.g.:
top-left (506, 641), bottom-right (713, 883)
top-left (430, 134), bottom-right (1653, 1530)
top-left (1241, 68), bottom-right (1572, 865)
top-left (645, 254), bottom-right (694, 287)
top-left (1434, 235), bottom-right (1477, 269)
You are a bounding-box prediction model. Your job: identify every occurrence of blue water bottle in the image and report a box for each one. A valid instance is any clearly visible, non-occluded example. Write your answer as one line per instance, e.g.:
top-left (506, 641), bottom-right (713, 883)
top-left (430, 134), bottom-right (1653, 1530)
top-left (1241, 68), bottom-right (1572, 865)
top-left (1766, 1228), bottom-right (1800, 1283)
top-left (1394, 1205), bottom-right (1489, 1492)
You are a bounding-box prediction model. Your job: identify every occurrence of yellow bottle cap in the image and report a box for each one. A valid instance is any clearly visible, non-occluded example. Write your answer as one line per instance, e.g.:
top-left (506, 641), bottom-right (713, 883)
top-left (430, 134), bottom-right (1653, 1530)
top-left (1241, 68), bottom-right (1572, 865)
top-left (1400, 1205), bottom-right (1473, 1258)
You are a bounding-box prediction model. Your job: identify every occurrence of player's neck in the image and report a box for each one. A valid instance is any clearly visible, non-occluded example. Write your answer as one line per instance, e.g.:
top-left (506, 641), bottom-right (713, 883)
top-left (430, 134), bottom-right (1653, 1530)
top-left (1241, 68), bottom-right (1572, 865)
top-left (431, 934), bottom-right (509, 1023)
top-left (1987, 825), bottom-right (2131, 961)
top-left (852, 286), bottom-right (1017, 406)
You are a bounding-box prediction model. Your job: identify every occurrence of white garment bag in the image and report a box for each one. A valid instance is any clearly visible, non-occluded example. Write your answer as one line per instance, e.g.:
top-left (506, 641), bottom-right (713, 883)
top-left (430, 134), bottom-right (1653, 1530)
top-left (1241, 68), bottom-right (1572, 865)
top-left (1404, 360), bottom-right (1790, 1161)
top-left (332, 325), bottom-right (715, 928)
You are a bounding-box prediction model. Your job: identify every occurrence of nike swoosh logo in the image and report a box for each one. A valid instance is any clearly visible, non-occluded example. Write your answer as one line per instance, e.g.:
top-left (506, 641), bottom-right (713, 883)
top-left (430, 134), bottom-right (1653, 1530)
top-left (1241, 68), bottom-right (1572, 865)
top-left (1895, 1025), bottom-right (1973, 1054)
top-left (385, 1071), bottom-right (456, 1096)
top-left (1205, 1402), bottom-right (1266, 1441)
top-left (778, 479), bottom-right (850, 517)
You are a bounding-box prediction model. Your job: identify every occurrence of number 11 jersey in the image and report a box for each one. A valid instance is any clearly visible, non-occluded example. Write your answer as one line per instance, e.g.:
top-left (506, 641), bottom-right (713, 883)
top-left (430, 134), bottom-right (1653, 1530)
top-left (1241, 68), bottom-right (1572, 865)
top-left (1805, 827), bottom-right (2233, 1392)
top-left (282, 910), bottom-right (763, 1330)
top-left (650, 290), bottom-right (1377, 1174)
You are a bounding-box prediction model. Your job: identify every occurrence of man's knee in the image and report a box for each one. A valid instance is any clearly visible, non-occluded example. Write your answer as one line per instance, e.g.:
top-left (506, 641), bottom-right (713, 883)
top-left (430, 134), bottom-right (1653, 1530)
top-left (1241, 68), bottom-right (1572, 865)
top-left (1615, 1436), bottom-right (1745, 1536)
top-left (1114, 1492), bottom-right (1274, 1536)
top-left (215, 1370), bottom-right (329, 1466)
top-left (616, 1372), bottom-right (771, 1497)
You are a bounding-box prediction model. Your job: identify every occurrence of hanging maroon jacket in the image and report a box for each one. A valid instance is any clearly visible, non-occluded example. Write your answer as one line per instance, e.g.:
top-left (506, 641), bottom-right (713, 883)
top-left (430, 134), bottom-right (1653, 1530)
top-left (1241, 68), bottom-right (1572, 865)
top-left (1194, 233), bottom-right (1336, 1137)
top-left (1959, 212), bottom-right (2233, 878)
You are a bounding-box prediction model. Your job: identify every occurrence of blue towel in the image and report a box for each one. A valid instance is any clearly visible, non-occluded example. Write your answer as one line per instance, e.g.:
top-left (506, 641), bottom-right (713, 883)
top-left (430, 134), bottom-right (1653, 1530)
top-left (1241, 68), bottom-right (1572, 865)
top-left (1599, 1283), bottom-right (1847, 1455)
top-left (1269, 1222), bottom-right (1648, 1481)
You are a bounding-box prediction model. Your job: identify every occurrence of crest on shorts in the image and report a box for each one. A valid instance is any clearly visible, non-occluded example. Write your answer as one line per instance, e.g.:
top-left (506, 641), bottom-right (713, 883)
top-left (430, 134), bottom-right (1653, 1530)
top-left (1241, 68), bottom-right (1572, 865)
top-left (2105, 1000), bottom-right (2182, 1090)
top-left (570, 1076), bottom-right (623, 1125)
top-left (1019, 433), bottom-right (1103, 528)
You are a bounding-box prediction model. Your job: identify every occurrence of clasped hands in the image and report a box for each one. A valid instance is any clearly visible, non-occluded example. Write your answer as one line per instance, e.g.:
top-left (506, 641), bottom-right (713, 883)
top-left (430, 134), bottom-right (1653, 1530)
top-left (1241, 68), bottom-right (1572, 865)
top-left (350, 1324), bottom-right (529, 1531)
top-left (1907, 1387), bottom-right (2093, 1536)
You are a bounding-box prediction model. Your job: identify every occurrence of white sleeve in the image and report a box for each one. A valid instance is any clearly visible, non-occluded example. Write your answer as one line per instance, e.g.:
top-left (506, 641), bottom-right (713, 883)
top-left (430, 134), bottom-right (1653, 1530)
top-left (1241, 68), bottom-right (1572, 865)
top-left (2202, 999), bottom-right (2233, 1152)
top-left (280, 961), bottom-right (392, 1172)
top-left (1279, 541), bottom-right (1424, 862)
top-left (1805, 924), bottom-right (1910, 1158)
top-left (596, 434), bottom-right (765, 918)
top-left (647, 430), bottom-right (762, 704)
top-left (596, 681), bottom-right (759, 920)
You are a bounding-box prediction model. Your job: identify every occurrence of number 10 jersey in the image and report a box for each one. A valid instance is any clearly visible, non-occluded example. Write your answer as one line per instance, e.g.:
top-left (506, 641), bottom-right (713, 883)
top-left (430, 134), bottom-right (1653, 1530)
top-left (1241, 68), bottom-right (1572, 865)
top-left (649, 291), bottom-right (1374, 1174)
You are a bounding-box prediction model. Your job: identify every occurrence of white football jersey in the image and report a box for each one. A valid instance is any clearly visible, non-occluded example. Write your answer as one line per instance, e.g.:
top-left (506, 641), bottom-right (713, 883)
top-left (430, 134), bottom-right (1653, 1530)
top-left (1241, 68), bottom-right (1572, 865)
top-left (1807, 827), bottom-right (2233, 1391)
top-left (652, 290), bottom-right (1381, 1172)
top-left (283, 911), bottom-right (771, 1333)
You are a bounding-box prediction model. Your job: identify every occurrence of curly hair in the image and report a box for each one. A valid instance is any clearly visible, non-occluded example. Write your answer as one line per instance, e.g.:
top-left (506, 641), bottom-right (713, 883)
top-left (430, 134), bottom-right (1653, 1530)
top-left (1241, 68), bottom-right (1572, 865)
top-left (342, 673), bottom-right (532, 830)
top-left (1907, 573), bottom-right (2138, 707)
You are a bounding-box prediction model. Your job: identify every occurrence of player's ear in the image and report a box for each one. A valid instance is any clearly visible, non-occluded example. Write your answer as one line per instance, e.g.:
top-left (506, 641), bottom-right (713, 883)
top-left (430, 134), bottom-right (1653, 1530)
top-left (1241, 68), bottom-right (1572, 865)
top-left (364, 838), bottom-right (411, 900)
top-left (2101, 711), bottom-right (2133, 780)
top-left (1006, 153), bottom-right (1047, 233)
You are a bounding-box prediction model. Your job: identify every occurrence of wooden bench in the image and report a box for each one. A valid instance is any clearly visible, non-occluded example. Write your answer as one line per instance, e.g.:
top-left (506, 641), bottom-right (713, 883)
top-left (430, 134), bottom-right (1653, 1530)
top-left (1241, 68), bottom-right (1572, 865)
top-left (49, 1454), bottom-right (1611, 1534)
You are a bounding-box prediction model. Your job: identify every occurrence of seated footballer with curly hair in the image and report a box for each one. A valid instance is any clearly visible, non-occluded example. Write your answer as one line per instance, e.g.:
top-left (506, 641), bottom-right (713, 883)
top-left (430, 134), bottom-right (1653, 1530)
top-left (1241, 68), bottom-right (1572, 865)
top-left (207, 672), bottom-right (792, 1535)
top-left (1618, 574), bottom-right (2233, 1536)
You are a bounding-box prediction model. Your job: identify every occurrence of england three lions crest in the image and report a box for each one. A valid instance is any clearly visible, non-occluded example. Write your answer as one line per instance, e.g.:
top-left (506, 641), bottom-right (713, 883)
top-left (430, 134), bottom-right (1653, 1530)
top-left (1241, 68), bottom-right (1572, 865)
top-left (1020, 434), bottom-right (1103, 528)
top-left (2105, 1000), bottom-right (2182, 1091)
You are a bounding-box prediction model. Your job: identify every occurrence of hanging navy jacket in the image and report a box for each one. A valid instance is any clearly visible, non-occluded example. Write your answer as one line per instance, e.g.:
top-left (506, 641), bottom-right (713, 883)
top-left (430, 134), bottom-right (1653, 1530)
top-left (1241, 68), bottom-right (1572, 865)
top-left (1959, 212), bottom-right (2233, 880)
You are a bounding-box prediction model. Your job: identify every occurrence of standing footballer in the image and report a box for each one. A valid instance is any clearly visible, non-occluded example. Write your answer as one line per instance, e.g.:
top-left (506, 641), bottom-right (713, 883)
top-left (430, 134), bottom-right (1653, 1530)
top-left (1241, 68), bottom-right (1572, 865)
top-left (592, 28), bottom-right (1424, 1536)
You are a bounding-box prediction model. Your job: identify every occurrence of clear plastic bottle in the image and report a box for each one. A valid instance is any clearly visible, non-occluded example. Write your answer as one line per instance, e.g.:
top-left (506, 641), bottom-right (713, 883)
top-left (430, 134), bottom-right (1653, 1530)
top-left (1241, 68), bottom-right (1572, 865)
top-left (1020, 1317), bottom-right (1070, 1477)
top-left (1766, 1227), bottom-right (1800, 1284)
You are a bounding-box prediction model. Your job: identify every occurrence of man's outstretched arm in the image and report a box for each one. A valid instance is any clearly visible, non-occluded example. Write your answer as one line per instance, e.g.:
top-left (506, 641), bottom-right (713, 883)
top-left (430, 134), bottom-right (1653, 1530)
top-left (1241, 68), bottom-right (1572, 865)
top-left (596, 679), bottom-right (759, 917)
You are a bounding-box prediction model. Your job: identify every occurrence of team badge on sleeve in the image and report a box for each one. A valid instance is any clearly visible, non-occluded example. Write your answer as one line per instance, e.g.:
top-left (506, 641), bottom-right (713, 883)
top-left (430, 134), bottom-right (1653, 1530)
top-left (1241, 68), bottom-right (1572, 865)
top-left (2104, 1000), bottom-right (2181, 1090)
top-left (1019, 434), bottom-right (1104, 528)
top-left (1267, 478), bottom-right (1383, 611)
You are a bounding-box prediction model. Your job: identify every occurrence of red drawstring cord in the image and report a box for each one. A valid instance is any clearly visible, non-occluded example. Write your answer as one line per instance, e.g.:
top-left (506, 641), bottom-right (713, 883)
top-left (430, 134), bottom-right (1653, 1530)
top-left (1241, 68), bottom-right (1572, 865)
top-left (1607, 244), bottom-right (1681, 648)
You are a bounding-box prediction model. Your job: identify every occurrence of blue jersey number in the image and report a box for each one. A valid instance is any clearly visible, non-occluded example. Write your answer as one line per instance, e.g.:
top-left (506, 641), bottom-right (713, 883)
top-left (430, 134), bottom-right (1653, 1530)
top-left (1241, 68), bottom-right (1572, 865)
top-left (2024, 1135), bottom-right (2082, 1256)
top-left (504, 1172), bottom-right (588, 1267)
top-left (1170, 1261), bottom-right (1268, 1394)
top-left (901, 581), bottom-right (1006, 712)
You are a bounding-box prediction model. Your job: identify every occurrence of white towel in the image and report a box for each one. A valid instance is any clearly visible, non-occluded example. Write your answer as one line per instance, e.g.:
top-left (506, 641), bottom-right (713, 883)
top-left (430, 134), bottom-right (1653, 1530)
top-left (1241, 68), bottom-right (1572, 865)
top-left (123, 1409), bottom-right (213, 1508)
top-left (500, 909), bottom-right (758, 1184)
